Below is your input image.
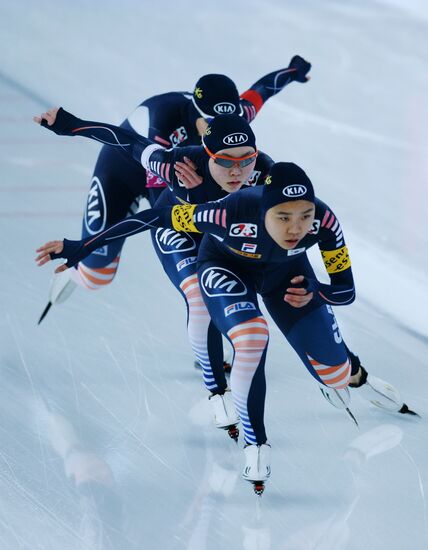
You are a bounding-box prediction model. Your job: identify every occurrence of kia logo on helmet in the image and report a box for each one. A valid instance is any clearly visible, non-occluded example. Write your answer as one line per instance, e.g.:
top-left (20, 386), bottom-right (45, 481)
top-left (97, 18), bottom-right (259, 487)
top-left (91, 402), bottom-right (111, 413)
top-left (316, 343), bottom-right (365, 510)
top-left (223, 132), bottom-right (248, 146)
top-left (282, 184), bottom-right (307, 198)
top-left (214, 102), bottom-right (236, 115)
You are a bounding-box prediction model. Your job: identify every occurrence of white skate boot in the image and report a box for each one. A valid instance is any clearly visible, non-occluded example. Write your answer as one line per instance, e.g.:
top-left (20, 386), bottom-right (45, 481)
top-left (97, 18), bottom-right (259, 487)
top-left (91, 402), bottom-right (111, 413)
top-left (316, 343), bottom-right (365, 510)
top-left (50, 269), bottom-right (77, 304)
top-left (350, 366), bottom-right (418, 416)
top-left (209, 389), bottom-right (240, 441)
top-left (38, 269), bottom-right (78, 324)
top-left (242, 443), bottom-right (271, 495)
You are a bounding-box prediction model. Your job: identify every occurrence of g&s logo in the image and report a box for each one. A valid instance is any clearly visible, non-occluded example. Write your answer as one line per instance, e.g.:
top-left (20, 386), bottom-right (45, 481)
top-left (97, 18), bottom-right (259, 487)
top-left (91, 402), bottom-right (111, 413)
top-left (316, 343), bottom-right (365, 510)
top-left (169, 126), bottom-right (188, 147)
top-left (229, 223), bottom-right (258, 238)
top-left (282, 184), bottom-right (307, 198)
top-left (84, 177), bottom-right (107, 235)
top-left (214, 102), bottom-right (236, 114)
top-left (223, 132), bottom-right (248, 146)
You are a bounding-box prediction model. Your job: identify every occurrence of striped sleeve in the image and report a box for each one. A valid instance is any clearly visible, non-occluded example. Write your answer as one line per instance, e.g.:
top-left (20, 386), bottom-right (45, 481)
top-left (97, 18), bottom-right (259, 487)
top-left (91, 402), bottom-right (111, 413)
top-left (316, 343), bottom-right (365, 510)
top-left (315, 207), bottom-right (355, 306)
top-left (170, 202), bottom-right (228, 236)
top-left (41, 108), bottom-right (176, 184)
top-left (57, 201), bottom-right (229, 268)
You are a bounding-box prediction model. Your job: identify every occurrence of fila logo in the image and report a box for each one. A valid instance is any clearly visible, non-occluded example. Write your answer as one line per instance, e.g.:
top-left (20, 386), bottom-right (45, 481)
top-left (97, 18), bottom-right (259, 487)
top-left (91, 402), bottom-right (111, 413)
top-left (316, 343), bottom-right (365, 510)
top-left (224, 302), bottom-right (256, 317)
top-left (176, 256), bottom-right (197, 272)
top-left (214, 102), bottom-right (236, 114)
top-left (287, 247), bottom-right (305, 256)
top-left (93, 246), bottom-right (108, 256)
top-left (201, 267), bottom-right (247, 297)
top-left (229, 223), bottom-right (258, 238)
top-left (282, 184), bottom-right (307, 198)
top-left (223, 132), bottom-right (248, 146)
top-left (85, 177), bottom-right (107, 235)
top-left (242, 243), bottom-right (257, 253)
top-left (155, 228), bottom-right (196, 254)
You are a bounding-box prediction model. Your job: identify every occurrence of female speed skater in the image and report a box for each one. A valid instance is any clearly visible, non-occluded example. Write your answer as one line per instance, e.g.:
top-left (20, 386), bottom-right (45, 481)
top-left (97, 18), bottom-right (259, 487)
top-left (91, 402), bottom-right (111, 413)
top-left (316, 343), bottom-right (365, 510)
top-left (40, 55), bottom-right (311, 316)
top-left (35, 160), bottom-right (417, 494)
top-left (34, 107), bottom-right (399, 444)
top-left (35, 107), bottom-right (273, 399)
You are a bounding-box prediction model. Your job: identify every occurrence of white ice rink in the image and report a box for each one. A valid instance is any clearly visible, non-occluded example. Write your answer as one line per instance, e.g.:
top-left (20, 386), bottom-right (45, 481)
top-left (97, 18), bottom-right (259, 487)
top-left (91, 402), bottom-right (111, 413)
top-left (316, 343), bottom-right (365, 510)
top-left (1, 1), bottom-right (428, 548)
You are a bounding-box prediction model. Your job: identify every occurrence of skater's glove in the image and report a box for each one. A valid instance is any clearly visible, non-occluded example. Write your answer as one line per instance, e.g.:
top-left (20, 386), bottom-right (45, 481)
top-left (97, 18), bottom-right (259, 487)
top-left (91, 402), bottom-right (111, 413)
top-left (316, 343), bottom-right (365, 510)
top-left (288, 276), bottom-right (319, 294)
top-left (41, 107), bottom-right (80, 136)
top-left (50, 238), bottom-right (88, 268)
top-left (287, 55), bottom-right (311, 83)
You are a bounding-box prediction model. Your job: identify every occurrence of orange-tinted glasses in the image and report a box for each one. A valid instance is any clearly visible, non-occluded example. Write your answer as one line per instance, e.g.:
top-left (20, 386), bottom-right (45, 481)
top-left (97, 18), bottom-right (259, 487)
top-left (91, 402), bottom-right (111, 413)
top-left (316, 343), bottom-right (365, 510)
top-left (204, 145), bottom-right (258, 168)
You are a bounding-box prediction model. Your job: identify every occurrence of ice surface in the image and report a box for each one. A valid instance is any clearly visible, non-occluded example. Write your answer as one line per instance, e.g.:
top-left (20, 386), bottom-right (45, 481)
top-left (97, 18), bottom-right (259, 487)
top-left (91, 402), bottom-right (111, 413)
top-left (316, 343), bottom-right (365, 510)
top-left (0, 1), bottom-right (427, 549)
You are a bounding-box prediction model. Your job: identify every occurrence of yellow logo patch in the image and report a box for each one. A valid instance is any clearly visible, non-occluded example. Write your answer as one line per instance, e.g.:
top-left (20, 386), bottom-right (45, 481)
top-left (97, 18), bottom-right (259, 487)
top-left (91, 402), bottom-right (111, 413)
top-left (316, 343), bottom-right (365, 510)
top-left (321, 246), bottom-right (351, 273)
top-left (227, 245), bottom-right (262, 259)
top-left (171, 205), bottom-right (201, 233)
top-left (265, 175), bottom-right (272, 185)
top-left (194, 87), bottom-right (203, 99)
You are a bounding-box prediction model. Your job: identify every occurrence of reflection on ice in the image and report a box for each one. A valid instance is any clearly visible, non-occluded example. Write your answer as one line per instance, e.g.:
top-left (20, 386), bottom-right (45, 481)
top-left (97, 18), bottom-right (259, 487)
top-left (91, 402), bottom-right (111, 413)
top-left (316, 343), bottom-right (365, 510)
top-left (32, 395), bottom-right (128, 549)
top-left (344, 424), bottom-right (403, 470)
top-left (185, 427), bottom-right (240, 550)
top-left (279, 424), bottom-right (403, 550)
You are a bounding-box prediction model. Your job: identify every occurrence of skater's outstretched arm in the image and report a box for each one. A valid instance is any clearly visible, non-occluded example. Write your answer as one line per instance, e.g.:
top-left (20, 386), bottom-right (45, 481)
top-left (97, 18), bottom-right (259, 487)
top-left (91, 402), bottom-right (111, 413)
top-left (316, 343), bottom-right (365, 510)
top-left (34, 107), bottom-right (203, 192)
top-left (240, 55), bottom-right (311, 121)
top-left (35, 201), bottom-right (230, 272)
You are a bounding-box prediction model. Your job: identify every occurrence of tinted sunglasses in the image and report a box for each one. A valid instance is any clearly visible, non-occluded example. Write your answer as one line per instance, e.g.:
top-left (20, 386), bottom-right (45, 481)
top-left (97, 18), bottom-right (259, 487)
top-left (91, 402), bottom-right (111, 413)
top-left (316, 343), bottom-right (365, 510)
top-left (204, 145), bottom-right (258, 168)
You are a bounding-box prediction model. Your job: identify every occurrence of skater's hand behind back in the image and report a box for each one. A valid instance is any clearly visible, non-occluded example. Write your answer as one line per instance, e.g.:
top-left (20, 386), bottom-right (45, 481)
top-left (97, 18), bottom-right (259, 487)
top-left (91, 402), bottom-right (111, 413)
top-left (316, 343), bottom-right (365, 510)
top-left (284, 275), bottom-right (314, 308)
top-left (174, 156), bottom-right (203, 189)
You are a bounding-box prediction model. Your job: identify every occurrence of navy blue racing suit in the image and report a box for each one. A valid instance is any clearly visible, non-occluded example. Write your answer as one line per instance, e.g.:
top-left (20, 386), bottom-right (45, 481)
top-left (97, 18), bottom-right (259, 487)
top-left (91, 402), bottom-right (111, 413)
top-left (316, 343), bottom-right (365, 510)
top-left (48, 184), bottom-right (355, 446)
top-left (77, 59), bottom-right (310, 279)
top-left (43, 108), bottom-right (274, 389)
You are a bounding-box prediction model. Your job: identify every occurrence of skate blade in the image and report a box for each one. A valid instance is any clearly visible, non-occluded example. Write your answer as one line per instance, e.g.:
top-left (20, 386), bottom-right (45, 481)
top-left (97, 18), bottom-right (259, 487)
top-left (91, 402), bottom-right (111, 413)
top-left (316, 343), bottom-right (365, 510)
top-left (194, 361), bottom-right (232, 373)
top-left (37, 301), bottom-right (52, 325)
top-left (346, 407), bottom-right (359, 427)
top-left (223, 361), bottom-right (232, 374)
top-left (399, 404), bottom-right (420, 418)
top-left (252, 481), bottom-right (265, 496)
top-left (224, 424), bottom-right (239, 442)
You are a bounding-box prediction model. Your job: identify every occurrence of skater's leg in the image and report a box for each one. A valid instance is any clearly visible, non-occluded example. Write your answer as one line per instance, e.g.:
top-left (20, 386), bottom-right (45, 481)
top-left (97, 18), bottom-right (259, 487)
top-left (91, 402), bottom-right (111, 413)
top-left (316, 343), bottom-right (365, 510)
top-left (179, 271), bottom-right (225, 392)
top-left (150, 223), bottom-right (227, 393)
top-left (40, 147), bottom-right (144, 319)
top-left (199, 261), bottom-right (269, 446)
top-left (283, 306), bottom-right (351, 389)
top-left (77, 146), bottom-right (142, 289)
top-left (263, 256), bottom-right (351, 391)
